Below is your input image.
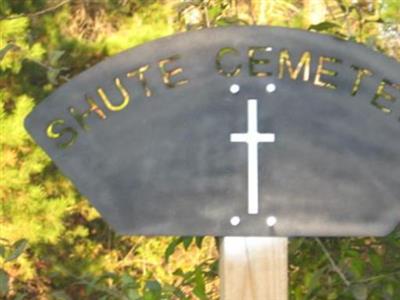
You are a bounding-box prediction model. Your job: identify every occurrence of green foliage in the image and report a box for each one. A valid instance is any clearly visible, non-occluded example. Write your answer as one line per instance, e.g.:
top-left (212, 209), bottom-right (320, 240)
top-left (0, 239), bottom-right (29, 297)
top-left (290, 232), bottom-right (400, 299)
top-left (0, 269), bottom-right (9, 297)
top-left (165, 237), bottom-right (205, 263)
top-left (0, 0), bottom-right (399, 299)
top-left (308, 21), bottom-right (340, 32)
top-left (0, 17), bottom-right (45, 74)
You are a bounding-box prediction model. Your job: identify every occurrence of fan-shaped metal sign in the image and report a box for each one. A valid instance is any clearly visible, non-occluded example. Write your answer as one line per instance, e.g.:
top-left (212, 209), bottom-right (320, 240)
top-left (25, 26), bottom-right (400, 236)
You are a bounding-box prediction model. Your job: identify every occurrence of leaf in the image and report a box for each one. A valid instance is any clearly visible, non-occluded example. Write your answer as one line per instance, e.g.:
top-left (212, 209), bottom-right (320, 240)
top-left (216, 17), bottom-right (248, 26)
top-left (173, 268), bottom-right (185, 277)
top-left (192, 268), bottom-right (207, 300)
top-left (208, 6), bottom-right (222, 21)
top-left (304, 268), bottom-right (324, 297)
top-left (0, 270), bottom-right (9, 296)
top-left (6, 239), bottom-right (28, 262)
top-left (370, 253), bottom-right (383, 272)
top-left (182, 237), bottom-right (193, 250)
top-left (164, 238), bottom-right (180, 263)
top-left (384, 283), bottom-right (394, 297)
top-left (209, 260), bottom-right (218, 275)
top-left (351, 284), bottom-right (368, 300)
top-left (308, 21), bottom-right (340, 32)
top-left (349, 257), bottom-right (365, 279)
top-left (146, 280), bottom-right (161, 292)
top-left (0, 44), bottom-right (19, 61)
top-left (47, 68), bottom-right (60, 84)
top-left (121, 273), bottom-right (138, 289)
top-left (195, 237), bottom-right (204, 249)
top-left (0, 245), bottom-right (5, 258)
top-left (49, 50), bottom-right (65, 65)
top-left (143, 280), bottom-right (162, 300)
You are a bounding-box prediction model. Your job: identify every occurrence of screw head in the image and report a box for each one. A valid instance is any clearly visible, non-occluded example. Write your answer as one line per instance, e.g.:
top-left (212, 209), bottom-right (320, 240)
top-left (266, 216), bottom-right (277, 227)
top-left (230, 216), bottom-right (241, 226)
top-left (266, 83), bottom-right (277, 93)
top-left (230, 84), bottom-right (240, 94)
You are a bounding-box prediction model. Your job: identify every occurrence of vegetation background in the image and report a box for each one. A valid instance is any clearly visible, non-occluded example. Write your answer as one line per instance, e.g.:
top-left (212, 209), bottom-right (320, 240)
top-left (0, 0), bottom-right (399, 299)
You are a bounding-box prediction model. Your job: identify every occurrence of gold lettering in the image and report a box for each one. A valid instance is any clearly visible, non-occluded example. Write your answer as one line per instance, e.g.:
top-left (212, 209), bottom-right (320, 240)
top-left (98, 77), bottom-right (130, 111)
top-left (279, 50), bottom-right (311, 81)
top-left (216, 47), bottom-right (241, 77)
top-left (158, 55), bottom-right (188, 88)
top-left (314, 56), bottom-right (340, 90)
top-left (248, 47), bottom-right (272, 77)
top-left (350, 65), bottom-right (373, 96)
top-left (371, 80), bottom-right (398, 114)
top-left (126, 64), bottom-right (152, 97)
top-left (69, 97), bottom-right (106, 130)
top-left (46, 119), bottom-right (78, 148)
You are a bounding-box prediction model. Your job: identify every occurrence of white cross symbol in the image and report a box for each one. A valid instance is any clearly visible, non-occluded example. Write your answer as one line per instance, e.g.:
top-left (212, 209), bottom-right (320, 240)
top-left (230, 99), bottom-right (276, 215)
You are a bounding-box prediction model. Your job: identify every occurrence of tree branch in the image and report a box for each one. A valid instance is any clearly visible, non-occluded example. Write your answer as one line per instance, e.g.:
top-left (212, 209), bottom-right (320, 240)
top-left (1, 0), bottom-right (71, 21)
top-left (315, 238), bottom-right (351, 287)
top-left (355, 269), bottom-right (400, 284)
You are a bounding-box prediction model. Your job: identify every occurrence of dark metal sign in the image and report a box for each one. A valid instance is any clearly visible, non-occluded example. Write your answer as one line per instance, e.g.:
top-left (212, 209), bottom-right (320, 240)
top-left (25, 26), bottom-right (400, 236)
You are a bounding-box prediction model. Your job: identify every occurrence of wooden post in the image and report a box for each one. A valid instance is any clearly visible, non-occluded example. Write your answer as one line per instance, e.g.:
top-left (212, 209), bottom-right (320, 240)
top-left (220, 237), bottom-right (288, 300)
